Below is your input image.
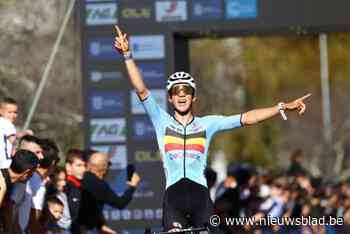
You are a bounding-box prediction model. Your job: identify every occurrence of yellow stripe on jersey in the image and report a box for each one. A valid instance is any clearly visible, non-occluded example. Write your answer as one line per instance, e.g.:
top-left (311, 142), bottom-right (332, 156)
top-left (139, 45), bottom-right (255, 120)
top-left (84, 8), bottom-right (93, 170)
top-left (164, 136), bottom-right (206, 146)
top-left (164, 136), bottom-right (183, 145)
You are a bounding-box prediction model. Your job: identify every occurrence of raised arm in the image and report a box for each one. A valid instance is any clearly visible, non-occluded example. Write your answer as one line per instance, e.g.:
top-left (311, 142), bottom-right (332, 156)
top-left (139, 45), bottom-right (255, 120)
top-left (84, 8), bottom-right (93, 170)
top-left (241, 93), bottom-right (311, 125)
top-left (114, 26), bottom-right (149, 100)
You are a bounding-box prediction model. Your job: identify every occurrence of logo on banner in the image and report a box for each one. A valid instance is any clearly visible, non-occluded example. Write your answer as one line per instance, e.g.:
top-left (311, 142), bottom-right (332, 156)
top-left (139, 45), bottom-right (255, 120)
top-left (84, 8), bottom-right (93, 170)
top-left (89, 91), bottom-right (125, 115)
top-left (121, 7), bottom-right (151, 19)
top-left (88, 38), bottom-right (122, 61)
top-left (192, 0), bottom-right (222, 20)
top-left (138, 63), bottom-right (165, 87)
top-left (132, 116), bottom-right (156, 141)
top-left (131, 89), bottom-right (167, 114)
top-left (134, 180), bottom-right (155, 198)
top-left (129, 35), bottom-right (165, 60)
top-left (89, 70), bottom-right (123, 83)
top-left (92, 145), bottom-right (127, 170)
top-left (135, 150), bottom-right (161, 162)
top-left (225, 0), bottom-right (257, 19)
top-left (105, 209), bottom-right (163, 222)
top-left (156, 1), bottom-right (187, 22)
top-left (85, 3), bottom-right (117, 25)
top-left (90, 118), bottom-right (126, 143)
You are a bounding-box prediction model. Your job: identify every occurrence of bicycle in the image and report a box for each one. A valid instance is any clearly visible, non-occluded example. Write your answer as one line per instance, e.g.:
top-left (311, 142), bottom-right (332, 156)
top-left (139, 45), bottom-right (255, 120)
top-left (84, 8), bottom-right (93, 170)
top-left (146, 226), bottom-right (210, 234)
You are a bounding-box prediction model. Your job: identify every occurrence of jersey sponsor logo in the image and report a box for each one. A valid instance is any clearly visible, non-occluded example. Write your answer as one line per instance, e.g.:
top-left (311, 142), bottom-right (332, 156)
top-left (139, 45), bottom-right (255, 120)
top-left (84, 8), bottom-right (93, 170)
top-left (164, 128), bottom-right (206, 154)
top-left (85, 3), bottom-right (117, 25)
top-left (131, 89), bottom-right (167, 114)
top-left (225, 0), bottom-right (257, 19)
top-left (89, 91), bottom-right (125, 115)
top-left (92, 145), bottom-right (127, 170)
top-left (90, 118), bottom-right (126, 143)
top-left (129, 35), bottom-right (165, 60)
top-left (192, 0), bottom-right (222, 20)
top-left (156, 1), bottom-right (187, 22)
top-left (168, 152), bottom-right (201, 161)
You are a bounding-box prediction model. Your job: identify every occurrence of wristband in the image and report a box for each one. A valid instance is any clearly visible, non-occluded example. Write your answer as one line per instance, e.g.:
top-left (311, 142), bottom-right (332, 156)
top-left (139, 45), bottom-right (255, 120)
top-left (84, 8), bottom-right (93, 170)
top-left (123, 51), bottom-right (132, 60)
top-left (278, 102), bottom-right (288, 120)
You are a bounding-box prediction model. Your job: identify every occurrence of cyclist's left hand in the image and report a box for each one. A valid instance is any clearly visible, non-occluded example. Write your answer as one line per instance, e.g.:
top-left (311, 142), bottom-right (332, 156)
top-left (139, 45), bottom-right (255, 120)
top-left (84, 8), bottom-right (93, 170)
top-left (284, 93), bottom-right (311, 115)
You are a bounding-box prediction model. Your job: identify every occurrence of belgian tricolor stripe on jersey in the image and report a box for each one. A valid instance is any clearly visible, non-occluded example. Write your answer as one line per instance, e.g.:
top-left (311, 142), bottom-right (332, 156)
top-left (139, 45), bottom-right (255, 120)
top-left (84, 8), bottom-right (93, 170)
top-left (164, 128), bottom-right (206, 154)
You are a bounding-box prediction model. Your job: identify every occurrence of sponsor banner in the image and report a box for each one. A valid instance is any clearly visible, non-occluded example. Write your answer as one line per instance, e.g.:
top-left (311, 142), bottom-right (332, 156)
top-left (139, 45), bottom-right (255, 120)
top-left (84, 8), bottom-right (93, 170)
top-left (120, 6), bottom-right (152, 20)
top-left (131, 89), bottom-right (167, 115)
top-left (90, 118), bottom-right (126, 143)
top-left (192, 0), bottom-right (222, 20)
top-left (85, 2), bottom-right (117, 25)
top-left (132, 116), bottom-right (156, 141)
top-left (134, 150), bottom-right (161, 162)
top-left (88, 69), bottom-right (123, 83)
top-left (156, 1), bottom-right (187, 22)
top-left (104, 208), bottom-right (163, 221)
top-left (225, 0), bottom-right (257, 19)
top-left (88, 37), bottom-right (122, 61)
top-left (89, 91), bottom-right (125, 115)
top-left (92, 145), bottom-right (127, 170)
top-left (134, 179), bottom-right (155, 199)
top-left (138, 62), bottom-right (166, 87)
top-left (129, 35), bottom-right (165, 60)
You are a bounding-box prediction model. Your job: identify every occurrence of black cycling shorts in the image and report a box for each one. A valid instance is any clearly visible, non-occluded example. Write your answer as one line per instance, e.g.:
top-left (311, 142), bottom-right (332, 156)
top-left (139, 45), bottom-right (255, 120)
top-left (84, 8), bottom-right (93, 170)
top-left (162, 178), bottom-right (213, 231)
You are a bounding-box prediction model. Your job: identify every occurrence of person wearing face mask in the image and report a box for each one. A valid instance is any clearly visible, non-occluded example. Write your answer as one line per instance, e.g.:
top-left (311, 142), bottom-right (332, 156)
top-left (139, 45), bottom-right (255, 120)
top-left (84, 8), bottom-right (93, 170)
top-left (114, 26), bottom-right (311, 233)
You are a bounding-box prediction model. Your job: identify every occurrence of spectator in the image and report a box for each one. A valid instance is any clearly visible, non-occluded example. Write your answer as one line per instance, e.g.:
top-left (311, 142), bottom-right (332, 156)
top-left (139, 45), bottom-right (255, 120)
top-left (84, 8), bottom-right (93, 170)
top-left (5, 135), bottom-right (45, 234)
top-left (0, 149), bottom-right (39, 209)
top-left (287, 149), bottom-right (307, 176)
top-left (78, 151), bottom-right (140, 234)
top-left (64, 149), bottom-right (86, 234)
top-left (0, 97), bottom-right (18, 124)
top-left (46, 168), bottom-right (71, 233)
top-left (17, 135), bottom-right (44, 159)
top-left (0, 150), bottom-right (39, 198)
top-left (40, 195), bottom-right (64, 234)
top-left (18, 138), bottom-right (59, 234)
top-left (0, 117), bottom-right (16, 169)
top-left (0, 97), bottom-right (33, 139)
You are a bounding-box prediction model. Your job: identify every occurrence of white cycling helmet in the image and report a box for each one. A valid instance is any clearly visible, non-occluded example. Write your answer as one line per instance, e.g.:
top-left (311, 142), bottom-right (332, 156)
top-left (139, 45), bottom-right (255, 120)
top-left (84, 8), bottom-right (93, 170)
top-left (166, 71), bottom-right (196, 92)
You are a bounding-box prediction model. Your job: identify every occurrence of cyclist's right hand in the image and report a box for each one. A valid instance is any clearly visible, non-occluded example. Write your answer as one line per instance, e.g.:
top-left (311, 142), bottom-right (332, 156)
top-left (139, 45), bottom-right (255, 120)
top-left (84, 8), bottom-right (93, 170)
top-left (114, 25), bottom-right (130, 55)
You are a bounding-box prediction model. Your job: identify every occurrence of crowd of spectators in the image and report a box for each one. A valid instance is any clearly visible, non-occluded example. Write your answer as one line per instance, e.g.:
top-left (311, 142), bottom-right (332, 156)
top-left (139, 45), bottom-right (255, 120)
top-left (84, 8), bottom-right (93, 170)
top-left (209, 150), bottom-right (350, 234)
top-left (0, 97), bottom-right (140, 234)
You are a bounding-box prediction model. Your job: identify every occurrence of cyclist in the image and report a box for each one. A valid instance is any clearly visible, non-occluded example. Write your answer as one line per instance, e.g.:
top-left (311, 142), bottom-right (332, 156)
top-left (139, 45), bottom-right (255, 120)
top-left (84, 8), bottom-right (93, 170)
top-left (114, 26), bottom-right (310, 232)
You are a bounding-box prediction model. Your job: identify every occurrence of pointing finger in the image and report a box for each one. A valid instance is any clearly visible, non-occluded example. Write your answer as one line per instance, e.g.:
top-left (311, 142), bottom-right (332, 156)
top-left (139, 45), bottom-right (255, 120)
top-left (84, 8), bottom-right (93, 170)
top-left (300, 93), bottom-right (312, 101)
top-left (115, 25), bottom-right (122, 37)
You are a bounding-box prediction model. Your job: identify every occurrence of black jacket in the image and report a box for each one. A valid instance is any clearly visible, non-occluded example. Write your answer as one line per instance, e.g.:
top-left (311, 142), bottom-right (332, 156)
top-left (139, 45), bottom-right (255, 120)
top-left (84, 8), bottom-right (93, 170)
top-left (78, 171), bottom-right (136, 230)
top-left (65, 175), bottom-right (82, 233)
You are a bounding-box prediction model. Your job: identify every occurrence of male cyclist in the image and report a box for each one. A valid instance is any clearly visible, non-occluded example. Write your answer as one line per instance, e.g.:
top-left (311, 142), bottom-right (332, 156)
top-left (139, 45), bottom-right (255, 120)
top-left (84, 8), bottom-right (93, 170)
top-left (114, 26), bottom-right (310, 232)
